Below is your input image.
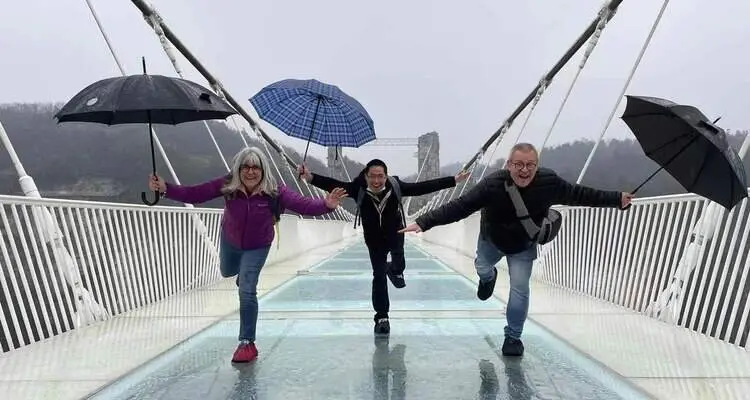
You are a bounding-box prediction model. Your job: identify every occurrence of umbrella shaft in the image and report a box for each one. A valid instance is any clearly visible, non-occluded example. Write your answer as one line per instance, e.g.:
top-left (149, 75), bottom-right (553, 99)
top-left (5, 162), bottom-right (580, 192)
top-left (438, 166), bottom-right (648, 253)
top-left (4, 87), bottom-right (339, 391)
top-left (148, 119), bottom-right (156, 174)
top-left (302, 97), bottom-right (322, 162)
top-left (632, 134), bottom-right (700, 194)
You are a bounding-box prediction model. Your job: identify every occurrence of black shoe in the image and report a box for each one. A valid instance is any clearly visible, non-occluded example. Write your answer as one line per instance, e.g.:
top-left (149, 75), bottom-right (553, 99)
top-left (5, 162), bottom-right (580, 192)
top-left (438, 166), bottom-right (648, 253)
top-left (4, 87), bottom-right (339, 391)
top-left (477, 267), bottom-right (497, 300)
top-left (374, 318), bottom-right (390, 335)
top-left (501, 336), bottom-right (524, 357)
top-left (385, 262), bottom-right (406, 288)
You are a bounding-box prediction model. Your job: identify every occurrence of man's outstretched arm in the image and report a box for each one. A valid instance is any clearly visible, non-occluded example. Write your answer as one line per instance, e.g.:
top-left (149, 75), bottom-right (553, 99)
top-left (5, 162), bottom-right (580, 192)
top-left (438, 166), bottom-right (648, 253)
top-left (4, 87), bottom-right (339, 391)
top-left (401, 179), bottom-right (490, 233)
top-left (551, 172), bottom-right (632, 209)
top-left (398, 170), bottom-right (469, 197)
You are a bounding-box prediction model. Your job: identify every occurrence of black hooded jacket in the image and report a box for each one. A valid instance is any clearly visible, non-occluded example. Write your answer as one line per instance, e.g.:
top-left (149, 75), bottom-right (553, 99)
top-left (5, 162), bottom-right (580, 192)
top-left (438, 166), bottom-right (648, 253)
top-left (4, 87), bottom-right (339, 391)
top-left (310, 172), bottom-right (456, 243)
top-left (415, 168), bottom-right (624, 254)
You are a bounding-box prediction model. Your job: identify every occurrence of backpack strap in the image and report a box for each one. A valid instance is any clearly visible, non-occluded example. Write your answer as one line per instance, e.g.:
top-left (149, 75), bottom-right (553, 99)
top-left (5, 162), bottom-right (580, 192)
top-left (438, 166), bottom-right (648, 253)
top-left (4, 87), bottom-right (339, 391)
top-left (387, 176), bottom-right (406, 229)
top-left (268, 194), bottom-right (282, 249)
top-left (268, 195), bottom-right (281, 223)
top-left (354, 188), bottom-right (366, 228)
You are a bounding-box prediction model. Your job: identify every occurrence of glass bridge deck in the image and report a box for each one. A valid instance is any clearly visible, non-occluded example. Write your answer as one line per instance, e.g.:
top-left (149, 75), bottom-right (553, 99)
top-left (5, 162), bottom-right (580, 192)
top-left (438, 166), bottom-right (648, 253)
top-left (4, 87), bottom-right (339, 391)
top-left (87, 242), bottom-right (651, 399)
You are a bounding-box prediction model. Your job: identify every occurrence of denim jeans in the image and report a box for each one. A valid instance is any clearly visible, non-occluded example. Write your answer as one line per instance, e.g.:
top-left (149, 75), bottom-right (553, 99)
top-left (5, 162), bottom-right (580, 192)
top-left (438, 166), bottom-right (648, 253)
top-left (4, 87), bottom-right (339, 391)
top-left (220, 233), bottom-right (270, 342)
top-left (474, 233), bottom-right (537, 339)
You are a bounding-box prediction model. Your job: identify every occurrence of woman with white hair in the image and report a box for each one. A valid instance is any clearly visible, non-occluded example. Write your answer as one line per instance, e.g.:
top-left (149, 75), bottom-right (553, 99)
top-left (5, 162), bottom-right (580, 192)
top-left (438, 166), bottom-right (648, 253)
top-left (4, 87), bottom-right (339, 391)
top-left (149, 146), bottom-right (347, 363)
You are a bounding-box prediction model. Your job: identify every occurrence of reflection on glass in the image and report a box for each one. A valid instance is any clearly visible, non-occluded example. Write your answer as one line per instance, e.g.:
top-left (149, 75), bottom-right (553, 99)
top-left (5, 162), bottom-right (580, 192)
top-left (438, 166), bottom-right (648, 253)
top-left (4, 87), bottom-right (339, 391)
top-left (372, 336), bottom-right (407, 400)
top-left (227, 363), bottom-right (259, 400)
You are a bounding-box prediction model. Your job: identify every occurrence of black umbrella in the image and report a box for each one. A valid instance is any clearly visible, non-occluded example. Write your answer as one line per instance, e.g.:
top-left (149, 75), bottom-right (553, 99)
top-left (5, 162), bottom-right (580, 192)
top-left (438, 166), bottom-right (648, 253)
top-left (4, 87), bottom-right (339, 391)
top-left (621, 95), bottom-right (747, 210)
top-left (55, 58), bottom-right (237, 205)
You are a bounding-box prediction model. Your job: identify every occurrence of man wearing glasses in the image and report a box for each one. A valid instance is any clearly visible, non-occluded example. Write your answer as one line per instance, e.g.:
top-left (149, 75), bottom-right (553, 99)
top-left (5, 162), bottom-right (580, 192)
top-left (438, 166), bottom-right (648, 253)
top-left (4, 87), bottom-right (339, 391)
top-left (400, 143), bottom-right (633, 356)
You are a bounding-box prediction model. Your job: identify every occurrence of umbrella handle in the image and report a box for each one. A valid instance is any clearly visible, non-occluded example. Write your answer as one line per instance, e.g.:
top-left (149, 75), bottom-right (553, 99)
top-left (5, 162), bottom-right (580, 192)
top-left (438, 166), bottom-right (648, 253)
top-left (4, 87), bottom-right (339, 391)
top-left (141, 190), bottom-right (160, 206)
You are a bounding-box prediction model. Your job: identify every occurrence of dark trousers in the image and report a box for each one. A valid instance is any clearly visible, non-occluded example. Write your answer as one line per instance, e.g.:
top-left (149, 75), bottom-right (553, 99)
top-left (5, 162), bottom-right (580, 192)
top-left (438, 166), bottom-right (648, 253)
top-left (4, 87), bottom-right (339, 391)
top-left (367, 233), bottom-right (405, 321)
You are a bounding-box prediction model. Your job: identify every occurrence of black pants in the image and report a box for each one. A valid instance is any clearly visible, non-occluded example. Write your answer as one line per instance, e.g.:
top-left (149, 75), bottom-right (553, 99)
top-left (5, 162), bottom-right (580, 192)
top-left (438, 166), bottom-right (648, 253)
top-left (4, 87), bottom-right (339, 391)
top-left (367, 233), bottom-right (405, 321)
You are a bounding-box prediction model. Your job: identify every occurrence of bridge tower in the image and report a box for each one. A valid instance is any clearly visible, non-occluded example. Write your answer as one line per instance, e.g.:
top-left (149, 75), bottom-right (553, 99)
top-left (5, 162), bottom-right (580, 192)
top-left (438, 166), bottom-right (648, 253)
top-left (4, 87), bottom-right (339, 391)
top-left (325, 133), bottom-right (441, 188)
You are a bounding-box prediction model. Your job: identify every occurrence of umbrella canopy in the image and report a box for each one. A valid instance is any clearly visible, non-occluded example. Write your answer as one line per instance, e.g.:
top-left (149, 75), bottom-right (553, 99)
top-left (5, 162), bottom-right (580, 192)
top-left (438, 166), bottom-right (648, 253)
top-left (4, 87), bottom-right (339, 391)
top-left (55, 60), bottom-right (238, 206)
top-left (621, 95), bottom-right (748, 210)
top-left (54, 74), bottom-right (237, 125)
top-left (249, 78), bottom-right (375, 161)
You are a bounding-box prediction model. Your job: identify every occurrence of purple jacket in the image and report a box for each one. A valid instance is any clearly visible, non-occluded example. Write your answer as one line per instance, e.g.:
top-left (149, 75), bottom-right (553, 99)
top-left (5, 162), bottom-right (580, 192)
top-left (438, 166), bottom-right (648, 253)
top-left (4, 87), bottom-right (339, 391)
top-left (164, 176), bottom-right (334, 250)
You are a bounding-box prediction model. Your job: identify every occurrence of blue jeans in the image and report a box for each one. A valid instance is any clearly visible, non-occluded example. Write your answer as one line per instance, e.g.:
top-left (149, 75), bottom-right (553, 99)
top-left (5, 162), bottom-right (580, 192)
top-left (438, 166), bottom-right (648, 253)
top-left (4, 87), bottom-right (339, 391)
top-left (474, 233), bottom-right (537, 340)
top-left (220, 234), bottom-right (270, 342)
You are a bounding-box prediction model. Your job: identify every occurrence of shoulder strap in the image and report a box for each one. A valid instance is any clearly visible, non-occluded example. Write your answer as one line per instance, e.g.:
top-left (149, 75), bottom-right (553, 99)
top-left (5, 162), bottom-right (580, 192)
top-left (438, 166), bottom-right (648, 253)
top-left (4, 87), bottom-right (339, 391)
top-left (387, 176), bottom-right (402, 203)
top-left (388, 176), bottom-right (406, 228)
top-left (356, 187), bottom-right (366, 209)
top-left (268, 195), bottom-right (281, 223)
top-left (268, 193), bottom-right (282, 250)
top-left (504, 180), bottom-right (540, 240)
top-left (353, 188), bottom-right (365, 228)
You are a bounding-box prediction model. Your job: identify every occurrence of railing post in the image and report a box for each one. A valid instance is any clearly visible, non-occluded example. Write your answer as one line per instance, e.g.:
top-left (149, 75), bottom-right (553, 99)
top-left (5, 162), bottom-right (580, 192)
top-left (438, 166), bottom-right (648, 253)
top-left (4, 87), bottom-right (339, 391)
top-left (645, 132), bottom-right (750, 322)
top-left (0, 121), bottom-right (109, 327)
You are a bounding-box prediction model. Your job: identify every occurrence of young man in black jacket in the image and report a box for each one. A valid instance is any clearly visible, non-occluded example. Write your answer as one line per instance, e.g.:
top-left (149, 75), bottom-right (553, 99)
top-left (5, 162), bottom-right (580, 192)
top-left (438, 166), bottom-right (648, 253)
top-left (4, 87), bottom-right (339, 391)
top-left (400, 143), bottom-right (633, 356)
top-left (299, 159), bottom-right (468, 334)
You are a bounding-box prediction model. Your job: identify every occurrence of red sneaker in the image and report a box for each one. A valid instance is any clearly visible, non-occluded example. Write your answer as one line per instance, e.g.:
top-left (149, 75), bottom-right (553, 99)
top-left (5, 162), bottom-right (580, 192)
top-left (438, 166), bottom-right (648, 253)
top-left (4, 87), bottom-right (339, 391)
top-left (231, 342), bottom-right (258, 363)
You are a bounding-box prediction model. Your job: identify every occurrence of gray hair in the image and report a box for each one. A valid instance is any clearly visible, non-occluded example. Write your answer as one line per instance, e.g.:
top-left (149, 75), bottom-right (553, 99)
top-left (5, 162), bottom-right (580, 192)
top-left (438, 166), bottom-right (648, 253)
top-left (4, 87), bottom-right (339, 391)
top-left (508, 142), bottom-right (538, 157)
top-left (221, 146), bottom-right (278, 197)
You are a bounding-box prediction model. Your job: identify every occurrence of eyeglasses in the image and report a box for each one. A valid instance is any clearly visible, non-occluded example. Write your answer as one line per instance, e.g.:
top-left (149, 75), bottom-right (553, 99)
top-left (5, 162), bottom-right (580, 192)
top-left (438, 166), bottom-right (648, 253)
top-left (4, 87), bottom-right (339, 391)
top-left (241, 164), bottom-right (261, 172)
top-left (509, 161), bottom-right (537, 171)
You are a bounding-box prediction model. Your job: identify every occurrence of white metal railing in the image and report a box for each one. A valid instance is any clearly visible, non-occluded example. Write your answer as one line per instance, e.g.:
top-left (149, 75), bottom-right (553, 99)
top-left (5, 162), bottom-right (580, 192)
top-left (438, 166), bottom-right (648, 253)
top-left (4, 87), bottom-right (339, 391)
top-left (0, 194), bottom-right (354, 354)
top-left (539, 192), bottom-right (750, 348)
top-left (0, 195), bottom-right (223, 353)
top-left (419, 191), bottom-right (750, 349)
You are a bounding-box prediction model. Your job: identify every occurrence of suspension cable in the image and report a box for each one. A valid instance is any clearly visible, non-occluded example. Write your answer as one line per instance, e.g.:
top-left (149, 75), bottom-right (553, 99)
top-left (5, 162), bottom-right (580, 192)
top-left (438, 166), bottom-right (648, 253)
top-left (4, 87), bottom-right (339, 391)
top-left (539, 3), bottom-right (614, 156)
top-left (336, 147), bottom-right (353, 181)
top-left (83, 1), bottom-right (189, 193)
top-left (459, 0), bottom-right (624, 173)
top-left (510, 76), bottom-right (549, 146)
top-left (422, 0), bottom-right (625, 214)
top-left (82, 0), bottom-right (220, 293)
top-left (141, 6), bottom-right (344, 220)
top-left (412, 2), bottom-right (619, 216)
top-left (404, 139), bottom-right (434, 217)
top-left (129, 0), bottom-right (305, 172)
top-left (143, 12), bottom-right (229, 172)
top-left (577, 0), bottom-right (670, 184)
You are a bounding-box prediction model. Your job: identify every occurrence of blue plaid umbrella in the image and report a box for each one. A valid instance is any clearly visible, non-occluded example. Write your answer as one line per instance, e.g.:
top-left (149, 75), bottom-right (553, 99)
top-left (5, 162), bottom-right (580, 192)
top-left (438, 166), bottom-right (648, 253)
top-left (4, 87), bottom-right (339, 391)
top-left (249, 78), bottom-right (375, 161)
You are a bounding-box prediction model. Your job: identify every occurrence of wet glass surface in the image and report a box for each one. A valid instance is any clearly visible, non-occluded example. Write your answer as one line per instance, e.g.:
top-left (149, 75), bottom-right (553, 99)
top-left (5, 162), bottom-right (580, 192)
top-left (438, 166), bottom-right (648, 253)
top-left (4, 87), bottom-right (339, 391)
top-left (89, 242), bottom-right (650, 400)
top-left (312, 257), bottom-right (450, 273)
top-left (259, 275), bottom-right (503, 312)
top-left (331, 247), bottom-right (429, 260)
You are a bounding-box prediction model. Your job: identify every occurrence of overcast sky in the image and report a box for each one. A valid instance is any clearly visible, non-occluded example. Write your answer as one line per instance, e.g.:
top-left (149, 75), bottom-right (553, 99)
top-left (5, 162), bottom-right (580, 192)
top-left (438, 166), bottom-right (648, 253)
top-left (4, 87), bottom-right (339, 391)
top-left (1, 0), bottom-right (748, 176)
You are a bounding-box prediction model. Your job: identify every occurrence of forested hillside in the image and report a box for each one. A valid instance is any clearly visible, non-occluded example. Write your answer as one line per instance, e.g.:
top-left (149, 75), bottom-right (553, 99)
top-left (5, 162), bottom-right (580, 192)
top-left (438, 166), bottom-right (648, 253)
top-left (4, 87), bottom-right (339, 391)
top-left (1, 103), bottom-right (748, 213)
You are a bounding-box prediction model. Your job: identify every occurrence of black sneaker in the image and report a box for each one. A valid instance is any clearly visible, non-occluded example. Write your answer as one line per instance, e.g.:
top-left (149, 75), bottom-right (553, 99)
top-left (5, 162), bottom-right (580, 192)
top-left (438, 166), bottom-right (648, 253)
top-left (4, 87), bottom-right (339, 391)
top-left (374, 318), bottom-right (390, 335)
top-left (501, 336), bottom-right (524, 357)
top-left (477, 267), bottom-right (497, 300)
top-left (385, 262), bottom-right (406, 288)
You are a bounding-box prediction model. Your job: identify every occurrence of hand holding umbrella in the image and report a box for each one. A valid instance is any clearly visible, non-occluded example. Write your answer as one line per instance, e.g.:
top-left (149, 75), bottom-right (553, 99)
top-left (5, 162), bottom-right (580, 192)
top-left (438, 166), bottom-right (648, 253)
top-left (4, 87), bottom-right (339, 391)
top-left (621, 95), bottom-right (748, 210)
top-left (249, 78), bottom-right (376, 166)
top-left (54, 57), bottom-right (238, 205)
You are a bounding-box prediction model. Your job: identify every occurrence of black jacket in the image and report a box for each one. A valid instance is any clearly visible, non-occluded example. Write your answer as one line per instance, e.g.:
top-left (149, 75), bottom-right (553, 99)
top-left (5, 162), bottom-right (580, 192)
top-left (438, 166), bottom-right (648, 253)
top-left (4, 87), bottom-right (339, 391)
top-left (415, 168), bottom-right (623, 254)
top-left (310, 173), bottom-right (456, 242)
